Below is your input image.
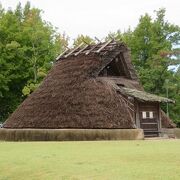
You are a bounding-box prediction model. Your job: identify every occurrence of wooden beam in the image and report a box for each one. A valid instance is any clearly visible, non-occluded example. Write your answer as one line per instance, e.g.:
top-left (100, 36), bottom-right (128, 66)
top-left (74, 45), bottom-right (89, 56)
top-left (109, 34), bottom-right (116, 41)
top-left (55, 48), bottom-right (70, 60)
top-left (64, 43), bottom-right (84, 58)
top-left (85, 43), bottom-right (99, 55)
top-left (158, 103), bottom-right (162, 137)
top-left (135, 101), bottom-right (140, 128)
top-left (96, 40), bottom-right (112, 53)
top-left (141, 122), bottom-right (158, 125)
top-left (95, 37), bottom-right (101, 43)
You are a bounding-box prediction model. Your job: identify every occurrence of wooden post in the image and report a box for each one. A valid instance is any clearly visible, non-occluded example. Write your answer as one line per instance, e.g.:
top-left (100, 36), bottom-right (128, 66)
top-left (158, 103), bottom-right (162, 137)
top-left (135, 100), bottom-right (140, 128)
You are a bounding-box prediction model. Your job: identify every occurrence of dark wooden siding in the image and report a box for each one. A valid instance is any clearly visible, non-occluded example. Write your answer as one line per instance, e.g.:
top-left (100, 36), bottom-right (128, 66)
top-left (135, 101), bottom-right (160, 137)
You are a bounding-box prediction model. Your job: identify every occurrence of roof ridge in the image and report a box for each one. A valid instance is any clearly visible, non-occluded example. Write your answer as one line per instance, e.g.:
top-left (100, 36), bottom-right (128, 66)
top-left (56, 40), bottom-right (126, 61)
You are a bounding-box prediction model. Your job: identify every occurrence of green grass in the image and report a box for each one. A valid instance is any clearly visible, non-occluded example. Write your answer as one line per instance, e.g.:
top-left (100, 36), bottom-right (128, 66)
top-left (0, 140), bottom-right (180, 180)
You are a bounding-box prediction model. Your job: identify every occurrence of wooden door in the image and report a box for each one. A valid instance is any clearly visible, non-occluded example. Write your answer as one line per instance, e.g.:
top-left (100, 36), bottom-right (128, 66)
top-left (138, 102), bottom-right (160, 137)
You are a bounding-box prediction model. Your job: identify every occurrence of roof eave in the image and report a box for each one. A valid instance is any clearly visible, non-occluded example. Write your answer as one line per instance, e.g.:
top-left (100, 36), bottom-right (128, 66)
top-left (116, 87), bottom-right (175, 104)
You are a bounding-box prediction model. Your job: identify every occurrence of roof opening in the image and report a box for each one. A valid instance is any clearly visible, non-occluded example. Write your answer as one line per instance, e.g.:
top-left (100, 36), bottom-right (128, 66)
top-left (116, 83), bottom-right (125, 87)
top-left (98, 56), bottom-right (127, 77)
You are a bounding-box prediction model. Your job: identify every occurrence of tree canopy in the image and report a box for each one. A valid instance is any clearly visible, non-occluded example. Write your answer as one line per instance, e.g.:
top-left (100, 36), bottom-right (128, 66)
top-left (0, 4), bottom-right (179, 126)
top-left (108, 9), bottom-right (180, 125)
top-left (0, 2), bottom-right (68, 121)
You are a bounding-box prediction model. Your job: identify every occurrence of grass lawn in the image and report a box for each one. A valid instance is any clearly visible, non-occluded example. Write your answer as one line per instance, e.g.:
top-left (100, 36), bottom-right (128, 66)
top-left (0, 140), bottom-right (180, 180)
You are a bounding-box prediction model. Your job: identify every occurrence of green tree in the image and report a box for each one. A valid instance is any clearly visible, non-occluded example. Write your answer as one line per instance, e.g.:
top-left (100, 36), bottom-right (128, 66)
top-left (110, 9), bottom-right (180, 124)
top-left (0, 2), bottom-right (68, 122)
top-left (73, 34), bottom-right (94, 47)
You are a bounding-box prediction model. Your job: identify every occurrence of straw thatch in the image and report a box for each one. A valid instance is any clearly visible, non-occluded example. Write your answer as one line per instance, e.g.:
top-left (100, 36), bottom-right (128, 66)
top-left (3, 41), bottom-right (175, 129)
top-left (4, 54), bottom-right (135, 129)
top-left (97, 77), bottom-right (175, 128)
top-left (161, 111), bottom-right (176, 128)
top-left (97, 77), bottom-right (143, 91)
top-left (117, 87), bottom-right (175, 103)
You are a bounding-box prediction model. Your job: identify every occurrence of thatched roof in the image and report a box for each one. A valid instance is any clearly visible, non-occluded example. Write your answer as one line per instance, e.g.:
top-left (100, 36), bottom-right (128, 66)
top-left (97, 77), bottom-right (143, 91)
top-left (3, 42), bottom-right (136, 129)
top-left (3, 41), bottom-right (175, 129)
top-left (97, 77), bottom-right (175, 128)
top-left (57, 40), bottom-right (139, 80)
top-left (161, 111), bottom-right (176, 128)
top-left (97, 77), bottom-right (174, 103)
top-left (116, 87), bottom-right (175, 103)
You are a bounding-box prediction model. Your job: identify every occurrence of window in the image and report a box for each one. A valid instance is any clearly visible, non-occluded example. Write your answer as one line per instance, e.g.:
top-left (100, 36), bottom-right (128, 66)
top-left (149, 112), bottom-right (153, 119)
top-left (142, 111), bottom-right (154, 119)
top-left (142, 112), bottom-right (146, 119)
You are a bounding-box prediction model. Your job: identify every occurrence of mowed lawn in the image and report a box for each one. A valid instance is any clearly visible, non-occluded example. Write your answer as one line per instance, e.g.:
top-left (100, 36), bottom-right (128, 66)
top-left (0, 140), bottom-right (180, 180)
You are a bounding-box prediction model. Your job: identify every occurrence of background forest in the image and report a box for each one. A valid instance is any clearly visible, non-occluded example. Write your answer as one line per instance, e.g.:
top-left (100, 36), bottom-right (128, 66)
top-left (0, 2), bottom-right (179, 125)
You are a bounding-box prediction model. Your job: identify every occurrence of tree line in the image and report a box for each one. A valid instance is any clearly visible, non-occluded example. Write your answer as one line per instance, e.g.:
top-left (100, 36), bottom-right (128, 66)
top-left (0, 2), bottom-right (179, 125)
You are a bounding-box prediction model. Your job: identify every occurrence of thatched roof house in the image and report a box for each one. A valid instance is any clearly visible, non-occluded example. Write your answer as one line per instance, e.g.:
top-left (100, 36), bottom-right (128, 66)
top-left (3, 40), bottom-right (175, 137)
